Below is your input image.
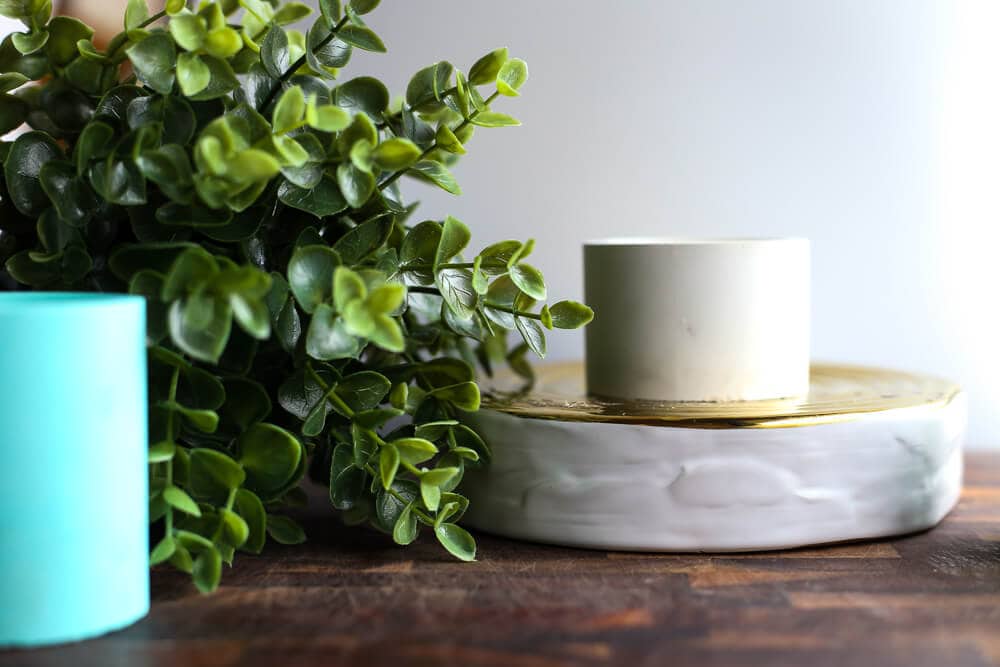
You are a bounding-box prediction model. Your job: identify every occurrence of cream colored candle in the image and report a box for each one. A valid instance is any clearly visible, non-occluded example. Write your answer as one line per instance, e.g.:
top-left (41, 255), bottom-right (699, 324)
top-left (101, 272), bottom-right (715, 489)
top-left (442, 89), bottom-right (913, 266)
top-left (584, 238), bottom-right (810, 402)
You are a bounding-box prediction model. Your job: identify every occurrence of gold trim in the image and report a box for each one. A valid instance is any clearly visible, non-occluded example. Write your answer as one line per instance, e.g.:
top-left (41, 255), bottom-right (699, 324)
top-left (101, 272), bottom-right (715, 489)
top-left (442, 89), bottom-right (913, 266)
top-left (479, 362), bottom-right (962, 429)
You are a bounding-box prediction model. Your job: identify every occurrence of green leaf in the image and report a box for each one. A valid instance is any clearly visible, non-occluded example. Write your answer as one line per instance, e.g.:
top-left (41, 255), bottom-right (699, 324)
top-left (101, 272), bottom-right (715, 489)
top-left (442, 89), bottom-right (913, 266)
top-left (45, 17), bottom-right (93, 67)
top-left (4, 131), bottom-right (63, 217)
top-left (400, 219), bottom-right (442, 265)
top-left (12, 30), bottom-right (48, 56)
top-left (125, 0), bottom-right (150, 30)
top-left (329, 445), bottom-right (365, 510)
top-left (391, 437), bottom-right (437, 465)
top-left (287, 244), bottom-right (340, 314)
top-left (435, 215), bottom-right (471, 267)
top-left (406, 61), bottom-right (453, 111)
top-left (435, 523), bottom-right (476, 561)
top-left (332, 215), bottom-right (392, 264)
top-left (163, 484), bottom-right (202, 516)
top-left (496, 58), bottom-right (528, 97)
top-left (177, 52), bottom-right (210, 96)
top-left (369, 314), bottom-right (404, 352)
top-left (38, 160), bottom-right (96, 226)
top-left (318, 0), bottom-right (341, 26)
top-left (338, 25), bottom-right (385, 53)
top-left (192, 545), bottom-right (222, 593)
top-left (278, 175), bottom-right (347, 218)
top-left (435, 123), bottom-right (466, 154)
top-left (220, 508), bottom-right (249, 548)
top-left (306, 303), bottom-right (363, 360)
top-left (186, 55), bottom-right (239, 101)
top-left (164, 401), bottom-right (220, 433)
top-left (260, 25), bottom-right (288, 79)
top-left (509, 263), bottom-right (546, 300)
top-left (237, 423), bottom-right (303, 497)
top-left (409, 160), bottom-right (460, 195)
top-left (0, 72), bottom-right (26, 93)
top-left (469, 47), bottom-right (508, 85)
top-left (333, 76), bottom-right (388, 119)
top-left (273, 2), bottom-right (312, 24)
top-left (421, 466), bottom-right (459, 489)
top-left (549, 300), bottom-right (594, 329)
top-left (436, 268), bottom-right (477, 320)
top-left (272, 85), bottom-right (304, 134)
top-left (470, 111), bottom-right (520, 128)
top-left (169, 11), bottom-right (207, 51)
top-left (379, 444), bottom-right (400, 489)
top-left (148, 439), bottom-right (176, 463)
top-left (168, 296), bottom-right (232, 363)
top-left (429, 382), bottom-right (481, 411)
top-left (266, 515), bottom-right (307, 544)
top-left (233, 488), bottom-right (266, 554)
top-left (336, 162), bottom-right (375, 208)
top-left (349, 0), bottom-right (380, 14)
top-left (335, 371), bottom-right (391, 412)
top-left (515, 316), bottom-right (546, 358)
top-left (304, 101), bottom-right (350, 132)
top-left (392, 502), bottom-right (418, 545)
top-left (149, 535), bottom-right (176, 565)
top-left (190, 448), bottom-right (246, 498)
top-left (372, 137), bottom-right (420, 171)
top-left (333, 265), bottom-right (366, 310)
top-left (127, 32), bottom-right (177, 95)
top-left (420, 479), bottom-right (441, 511)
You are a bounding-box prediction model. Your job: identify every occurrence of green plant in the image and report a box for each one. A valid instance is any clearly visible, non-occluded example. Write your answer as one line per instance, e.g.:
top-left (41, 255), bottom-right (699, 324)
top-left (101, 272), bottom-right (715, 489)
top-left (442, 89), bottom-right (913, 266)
top-left (0, 0), bottom-right (593, 592)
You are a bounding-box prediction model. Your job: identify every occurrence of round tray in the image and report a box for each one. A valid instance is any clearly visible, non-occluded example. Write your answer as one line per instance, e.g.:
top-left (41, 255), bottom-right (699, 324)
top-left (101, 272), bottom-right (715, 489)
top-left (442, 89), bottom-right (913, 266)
top-left (462, 362), bottom-right (965, 552)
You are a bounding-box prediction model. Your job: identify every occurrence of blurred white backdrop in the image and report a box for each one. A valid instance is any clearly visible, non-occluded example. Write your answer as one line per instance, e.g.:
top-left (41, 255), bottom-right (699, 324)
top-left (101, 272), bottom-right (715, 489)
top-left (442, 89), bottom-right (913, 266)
top-left (340, 0), bottom-right (1000, 447)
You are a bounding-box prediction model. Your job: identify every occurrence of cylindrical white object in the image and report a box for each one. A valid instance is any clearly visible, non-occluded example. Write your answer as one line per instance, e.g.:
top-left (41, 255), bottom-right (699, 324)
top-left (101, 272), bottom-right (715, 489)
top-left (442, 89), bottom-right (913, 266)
top-left (584, 238), bottom-right (810, 401)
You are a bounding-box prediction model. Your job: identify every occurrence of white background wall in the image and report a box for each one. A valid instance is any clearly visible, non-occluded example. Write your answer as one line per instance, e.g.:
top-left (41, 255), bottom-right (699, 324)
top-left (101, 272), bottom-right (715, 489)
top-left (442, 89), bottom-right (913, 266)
top-left (345, 0), bottom-right (1000, 447)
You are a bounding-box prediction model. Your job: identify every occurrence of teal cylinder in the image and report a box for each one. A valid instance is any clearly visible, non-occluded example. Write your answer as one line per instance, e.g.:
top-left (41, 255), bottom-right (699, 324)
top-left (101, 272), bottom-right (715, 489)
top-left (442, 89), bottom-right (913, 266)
top-left (0, 293), bottom-right (148, 646)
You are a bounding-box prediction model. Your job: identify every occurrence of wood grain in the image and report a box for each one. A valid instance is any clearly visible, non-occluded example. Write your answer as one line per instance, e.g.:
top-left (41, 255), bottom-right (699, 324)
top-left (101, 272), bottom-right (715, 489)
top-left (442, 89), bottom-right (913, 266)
top-left (4, 453), bottom-right (999, 667)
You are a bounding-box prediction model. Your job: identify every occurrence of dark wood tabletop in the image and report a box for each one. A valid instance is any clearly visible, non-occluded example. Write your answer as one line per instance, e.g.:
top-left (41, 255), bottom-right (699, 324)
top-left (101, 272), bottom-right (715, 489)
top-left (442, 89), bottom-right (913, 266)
top-left (4, 452), bottom-right (999, 667)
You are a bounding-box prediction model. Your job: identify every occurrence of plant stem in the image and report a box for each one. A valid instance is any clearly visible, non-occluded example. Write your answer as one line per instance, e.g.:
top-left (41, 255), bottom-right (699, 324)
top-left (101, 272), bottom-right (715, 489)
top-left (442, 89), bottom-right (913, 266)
top-left (305, 363), bottom-right (355, 418)
top-left (164, 366), bottom-right (180, 537)
top-left (479, 302), bottom-right (542, 321)
top-left (257, 16), bottom-right (350, 113)
top-left (377, 90), bottom-right (502, 193)
top-left (109, 10), bottom-right (167, 61)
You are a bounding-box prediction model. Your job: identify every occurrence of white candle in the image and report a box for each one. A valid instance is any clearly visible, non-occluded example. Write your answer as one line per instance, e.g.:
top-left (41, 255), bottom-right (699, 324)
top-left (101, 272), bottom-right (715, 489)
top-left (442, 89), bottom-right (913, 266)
top-left (584, 238), bottom-right (810, 402)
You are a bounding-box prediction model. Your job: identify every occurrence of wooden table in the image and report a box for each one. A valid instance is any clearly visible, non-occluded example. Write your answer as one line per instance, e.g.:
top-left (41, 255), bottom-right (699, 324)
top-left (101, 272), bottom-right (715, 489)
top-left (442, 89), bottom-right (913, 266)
top-left (4, 452), bottom-right (999, 667)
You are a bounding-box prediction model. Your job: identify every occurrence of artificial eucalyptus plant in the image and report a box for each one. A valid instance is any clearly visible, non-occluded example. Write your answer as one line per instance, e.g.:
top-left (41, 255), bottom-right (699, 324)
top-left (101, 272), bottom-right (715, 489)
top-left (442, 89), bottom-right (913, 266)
top-left (0, 0), bottom-right (593, 592)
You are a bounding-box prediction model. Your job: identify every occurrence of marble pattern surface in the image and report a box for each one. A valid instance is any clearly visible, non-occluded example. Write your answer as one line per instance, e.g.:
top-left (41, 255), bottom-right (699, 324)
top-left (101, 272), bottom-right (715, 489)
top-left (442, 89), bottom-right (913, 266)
top-left (462, 392), bottom-right (966, 551)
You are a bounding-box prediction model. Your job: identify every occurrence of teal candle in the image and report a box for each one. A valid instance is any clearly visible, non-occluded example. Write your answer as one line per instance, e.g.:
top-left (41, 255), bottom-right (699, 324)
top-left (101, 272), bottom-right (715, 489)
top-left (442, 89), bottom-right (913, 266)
top-left (0, 293), bottom-right (148, 646)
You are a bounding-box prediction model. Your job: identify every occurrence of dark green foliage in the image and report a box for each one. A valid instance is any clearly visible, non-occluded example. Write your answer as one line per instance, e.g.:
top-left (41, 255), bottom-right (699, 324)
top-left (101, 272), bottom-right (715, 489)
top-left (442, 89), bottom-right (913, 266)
top-left (0, 0), bottom-right (594, 592)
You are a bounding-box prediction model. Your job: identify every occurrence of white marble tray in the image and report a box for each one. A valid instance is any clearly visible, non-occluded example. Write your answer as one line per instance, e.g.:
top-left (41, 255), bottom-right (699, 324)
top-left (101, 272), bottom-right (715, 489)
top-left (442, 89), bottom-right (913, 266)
top-left (462, 362), bottom-right (965, 552)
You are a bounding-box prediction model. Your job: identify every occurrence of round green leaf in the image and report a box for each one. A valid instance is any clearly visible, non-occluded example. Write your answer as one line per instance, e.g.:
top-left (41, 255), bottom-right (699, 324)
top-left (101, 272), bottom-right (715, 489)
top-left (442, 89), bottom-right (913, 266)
top-left (509, 262), bottom-right (547, 300)
top-left (169, 11), bottom-right (207, 52)
top-left (333, 76), bottom-right (389, 119)
top-left (237, 423), bottom-right (303, 496)
top-left (468, 47), bottom-right (508, 86)
top-left (126, 32), bottom-right (177, 95)
top-left (266, 515), bottom-right (307, 545)
top-left (233, 488), bottom-right (267, 554)
top-left (4, 131), bottom-right (63, 217)
top-left (338, 25), bottom-right (385, 53)
top-left (372, 137), bottom-right (421, 171)
top-left (549, 300), bottom-right (595, 329)
top-left (287, 244), bottom-right (340, 314)
top-left (177, 52), bottom-right (210, 96)
top-left (495, 58), bottom-right (528, 97)
top-left (435, 523), bottom-right (476, 561)
top-left (192, 545), bottom-right (222, 593)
